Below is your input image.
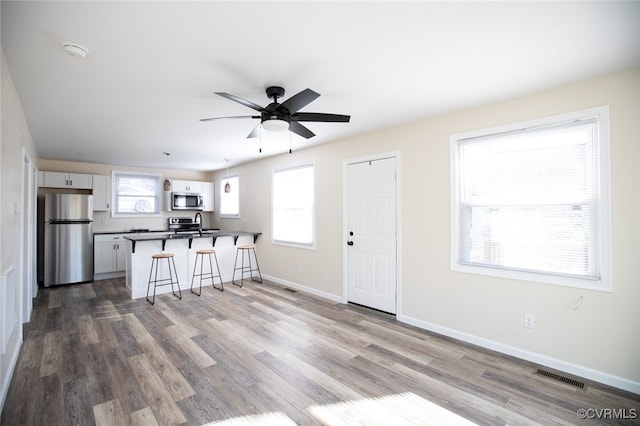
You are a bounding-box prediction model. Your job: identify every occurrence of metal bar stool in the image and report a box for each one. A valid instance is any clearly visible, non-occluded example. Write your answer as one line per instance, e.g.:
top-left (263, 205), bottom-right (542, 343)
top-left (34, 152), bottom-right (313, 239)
top-left (191, 248), bottom-right (224, 295)
top-left (232, 244), bottom-right (262, 287)
top-left (146, 253), bottom-right (182, 305)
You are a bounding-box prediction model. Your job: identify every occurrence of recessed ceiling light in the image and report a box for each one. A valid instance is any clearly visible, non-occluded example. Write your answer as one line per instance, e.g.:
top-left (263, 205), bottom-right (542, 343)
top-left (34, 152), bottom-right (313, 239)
top-left (62, 42), bottom-right (89, 59)
top-left (162, 152), bottom-right (171, 156)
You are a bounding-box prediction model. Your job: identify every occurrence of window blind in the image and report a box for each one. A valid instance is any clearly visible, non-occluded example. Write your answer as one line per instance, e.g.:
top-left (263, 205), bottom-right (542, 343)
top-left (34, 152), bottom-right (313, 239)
top-left (113, 172), bottom-right (160, 215)
top-left (457, 118), bottom-right (600, 280)
top-left (272, 164), bottom-right (315, 246)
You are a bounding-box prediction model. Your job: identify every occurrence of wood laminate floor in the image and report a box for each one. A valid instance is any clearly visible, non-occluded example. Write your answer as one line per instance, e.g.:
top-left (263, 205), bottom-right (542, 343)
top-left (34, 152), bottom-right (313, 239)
top-left (2, 278), bottom-right (638, 425)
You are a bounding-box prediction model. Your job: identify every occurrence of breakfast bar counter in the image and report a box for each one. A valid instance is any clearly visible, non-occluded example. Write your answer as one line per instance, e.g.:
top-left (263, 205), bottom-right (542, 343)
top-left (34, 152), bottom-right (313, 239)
top-left (123, 231), bottom-right (261, 299)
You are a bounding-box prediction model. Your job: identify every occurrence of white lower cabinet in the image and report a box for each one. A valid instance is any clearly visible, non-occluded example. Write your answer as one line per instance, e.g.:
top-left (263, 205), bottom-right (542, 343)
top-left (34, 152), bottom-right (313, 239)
top-left (94, 234), bottom-right (128, 278)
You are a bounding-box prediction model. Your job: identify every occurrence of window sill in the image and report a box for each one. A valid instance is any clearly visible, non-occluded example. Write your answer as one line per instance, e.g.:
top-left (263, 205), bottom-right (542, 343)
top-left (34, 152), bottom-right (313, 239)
top-left (451, 262), bottom-right (611, 292)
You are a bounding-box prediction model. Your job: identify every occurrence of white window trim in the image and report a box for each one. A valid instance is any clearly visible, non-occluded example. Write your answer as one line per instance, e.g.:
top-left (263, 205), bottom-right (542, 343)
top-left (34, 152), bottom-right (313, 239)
top-left (449, 106), bottom-right (611, 292)
top-left (111, 171), bottom-right (162, 218)
top-left (219, 174), bottom-right (240, 218)
top-left (271, 162), bottom-right (316, 250)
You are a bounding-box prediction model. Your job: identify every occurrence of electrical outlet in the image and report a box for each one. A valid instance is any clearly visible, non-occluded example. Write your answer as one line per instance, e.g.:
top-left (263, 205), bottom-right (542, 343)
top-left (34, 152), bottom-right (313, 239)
top-left (523, 314), bottom-right (535, 329)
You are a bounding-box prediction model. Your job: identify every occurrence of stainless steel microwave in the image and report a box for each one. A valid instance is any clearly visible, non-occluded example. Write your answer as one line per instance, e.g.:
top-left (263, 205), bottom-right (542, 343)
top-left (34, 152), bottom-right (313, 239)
top-left (171, 192), bottom-right (203, 210)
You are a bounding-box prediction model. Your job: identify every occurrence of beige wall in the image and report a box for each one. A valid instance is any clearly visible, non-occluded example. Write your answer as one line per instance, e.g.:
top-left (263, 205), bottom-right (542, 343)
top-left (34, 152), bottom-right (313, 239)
top-left (38, 159), bottom-right (215, 232)
top-left (38, 159), bottom-right (213, 181)
top-left (212, 69), bottom-right (640, 391)
top-left (1, 49), bottom-right (40, 406)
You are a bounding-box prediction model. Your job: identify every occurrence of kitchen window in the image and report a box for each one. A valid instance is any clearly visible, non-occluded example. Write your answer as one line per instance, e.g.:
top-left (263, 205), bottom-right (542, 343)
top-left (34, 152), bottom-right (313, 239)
top-left (450, 106), bottom-right (611, 290)
top-left (220, 175), bottom-right (240, 217)
top-left (272, 163), bottom-right (315, 248)
top-left (112, 172), bottom-right (161, 216)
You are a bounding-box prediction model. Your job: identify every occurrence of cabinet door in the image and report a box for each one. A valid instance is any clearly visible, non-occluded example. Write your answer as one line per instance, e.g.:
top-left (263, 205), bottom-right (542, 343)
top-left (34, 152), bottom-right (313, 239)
top-left (115, 241), bottom-right (127, 272)
top-left (68, 173), bottom-right (93, 189)
top-left (172, 180), bottom-right (203, 193)
top-left (202, 182), bottom-right (214, 212)
top-left (171, 180), bottom-right (190, 192)
top-left (92, 175), bottom-right (110, 211)
top-left (187, 181), bottom-right (203, 193)
top-left (94, 242), bottom-right (116, 274)
top-left (42, 171), bottom-right (70, 188)
top-left (42, 171), bottom-right (93, 189)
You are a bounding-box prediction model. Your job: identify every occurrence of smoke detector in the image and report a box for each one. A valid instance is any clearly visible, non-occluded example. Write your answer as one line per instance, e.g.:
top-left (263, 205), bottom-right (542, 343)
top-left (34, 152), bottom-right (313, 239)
top-left (62, 42), bottom-right (89, 58)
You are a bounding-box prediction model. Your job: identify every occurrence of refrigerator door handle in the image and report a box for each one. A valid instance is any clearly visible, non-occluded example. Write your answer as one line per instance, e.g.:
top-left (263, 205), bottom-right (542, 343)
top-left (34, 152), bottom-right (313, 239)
top-left (49, 219), bottom-right (92, 225)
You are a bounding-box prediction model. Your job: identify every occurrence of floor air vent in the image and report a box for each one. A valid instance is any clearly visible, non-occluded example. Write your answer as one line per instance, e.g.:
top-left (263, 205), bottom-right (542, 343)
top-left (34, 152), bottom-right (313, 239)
top-left (535, 368), bottom-right (586, 389)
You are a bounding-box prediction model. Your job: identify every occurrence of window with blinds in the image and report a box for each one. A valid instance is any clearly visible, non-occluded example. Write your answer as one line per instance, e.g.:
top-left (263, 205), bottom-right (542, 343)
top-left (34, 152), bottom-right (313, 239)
top-left (272, 163), bottom-right (315, 247)
top-left (112, 172), bottom-right (161, 216)
top-left (450, 106), bottom-right (611, 290)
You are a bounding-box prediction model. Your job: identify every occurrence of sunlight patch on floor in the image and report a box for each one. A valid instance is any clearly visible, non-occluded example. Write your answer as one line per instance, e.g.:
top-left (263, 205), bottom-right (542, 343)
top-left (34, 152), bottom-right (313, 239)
top-left (207, 412), bottom-right (297, 425)
top-left (204, 392), bottom-right (476, 425)
top-left (308, 392), bottom-right (477, 425)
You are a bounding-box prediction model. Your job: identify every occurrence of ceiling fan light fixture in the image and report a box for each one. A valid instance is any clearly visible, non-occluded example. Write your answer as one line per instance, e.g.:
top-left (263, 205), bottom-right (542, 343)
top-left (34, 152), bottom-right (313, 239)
top-left (262, 117), bottom-right (289, 132)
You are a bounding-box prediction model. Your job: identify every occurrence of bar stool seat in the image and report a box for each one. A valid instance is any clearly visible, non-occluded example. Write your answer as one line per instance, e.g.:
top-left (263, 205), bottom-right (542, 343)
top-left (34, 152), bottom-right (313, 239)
top-left (232, 244), bottom-right (262, 287)
top-left (191, 248), bottom-right (224, 295)
top-left (146, 253), bottom-right (182, 305)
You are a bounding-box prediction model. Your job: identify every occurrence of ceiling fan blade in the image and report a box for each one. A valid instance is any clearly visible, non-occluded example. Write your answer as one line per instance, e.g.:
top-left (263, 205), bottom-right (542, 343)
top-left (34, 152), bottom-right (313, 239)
top-left (291, 112), bottom-right (351, 123)
top-left (215, 92), bottom-right (266, 112)
top-left (277, 88), bottom-right (320, 114)
top-left (247, 124), bottom-right (262, 138)
top-left (199, 115), bottom-right (259, 122)
top-left (289, 122), bottom-right (316, 139)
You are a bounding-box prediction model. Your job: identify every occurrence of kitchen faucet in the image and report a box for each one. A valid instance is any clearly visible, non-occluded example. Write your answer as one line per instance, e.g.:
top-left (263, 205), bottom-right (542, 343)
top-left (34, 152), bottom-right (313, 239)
top-left (194, 212), bottom-right (203, 235)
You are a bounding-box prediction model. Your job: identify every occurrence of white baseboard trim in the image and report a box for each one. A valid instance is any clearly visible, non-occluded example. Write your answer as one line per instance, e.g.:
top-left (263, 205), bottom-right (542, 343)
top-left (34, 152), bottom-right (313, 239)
top-left (398, 313), bottom-right (640, 395)
top-left (1, 332), bottom-right (22, 413)
top-left (261, 274), bottom-right (343, 303)
top-left (93, 271), bottom-right (125, 281)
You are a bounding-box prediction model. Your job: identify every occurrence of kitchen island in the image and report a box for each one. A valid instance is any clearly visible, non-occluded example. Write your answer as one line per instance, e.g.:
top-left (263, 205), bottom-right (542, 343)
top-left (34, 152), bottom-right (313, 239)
top-left (123, 231), bottom-right (261, 299)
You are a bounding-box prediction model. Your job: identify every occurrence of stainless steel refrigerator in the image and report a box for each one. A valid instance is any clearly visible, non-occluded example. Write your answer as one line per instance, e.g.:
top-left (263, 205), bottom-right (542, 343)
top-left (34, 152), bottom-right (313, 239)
top-left (44, 193), bottom-right (93, 286)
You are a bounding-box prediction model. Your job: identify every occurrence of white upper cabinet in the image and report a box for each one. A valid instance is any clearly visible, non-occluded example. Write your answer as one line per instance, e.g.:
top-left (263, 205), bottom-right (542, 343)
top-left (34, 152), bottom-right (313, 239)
top-left (40, 171), bottom-right (93, 189)
top-left (92, 174), bottom-right (110, 211)
top-left (171, 180), bottom-right (203, 193)
top-left (202, 181), bottom-right (214, 212)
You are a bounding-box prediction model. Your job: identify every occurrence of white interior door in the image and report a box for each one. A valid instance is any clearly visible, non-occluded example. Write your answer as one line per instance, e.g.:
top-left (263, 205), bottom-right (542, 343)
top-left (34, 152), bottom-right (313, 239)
top-left (346, 157), bottom-right (397, 314)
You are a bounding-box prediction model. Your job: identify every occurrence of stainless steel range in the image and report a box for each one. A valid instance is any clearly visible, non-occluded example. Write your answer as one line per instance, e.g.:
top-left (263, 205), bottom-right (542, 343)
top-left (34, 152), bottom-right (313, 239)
top-left (168, 216), bottom-right (201, 233)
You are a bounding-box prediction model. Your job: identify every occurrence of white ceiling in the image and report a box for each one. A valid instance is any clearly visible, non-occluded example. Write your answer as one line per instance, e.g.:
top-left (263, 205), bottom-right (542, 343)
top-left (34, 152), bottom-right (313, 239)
top-left (2, 1), bottom-right (639, 171)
